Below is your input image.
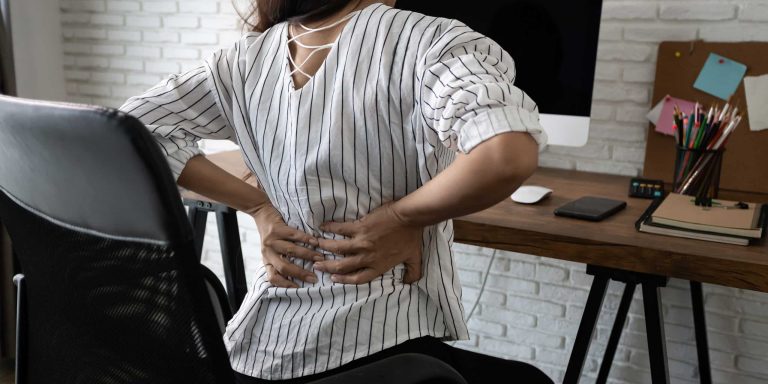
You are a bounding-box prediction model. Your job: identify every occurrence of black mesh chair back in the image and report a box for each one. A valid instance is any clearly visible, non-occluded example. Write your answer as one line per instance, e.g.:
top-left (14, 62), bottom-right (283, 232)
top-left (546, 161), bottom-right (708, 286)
top-left (0, 96), bottom-right (234, 384)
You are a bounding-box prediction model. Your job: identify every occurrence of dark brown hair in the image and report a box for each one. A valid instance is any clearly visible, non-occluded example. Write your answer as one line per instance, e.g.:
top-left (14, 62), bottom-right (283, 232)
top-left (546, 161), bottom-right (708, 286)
top-left (241, 0), bottom-right (359, 32)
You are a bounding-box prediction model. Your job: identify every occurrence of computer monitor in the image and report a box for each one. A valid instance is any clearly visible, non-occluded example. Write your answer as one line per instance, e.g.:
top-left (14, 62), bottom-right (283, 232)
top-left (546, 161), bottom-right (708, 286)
top-left (0, 0), bottom-right (15, 96)
top-left (0, 0), bottom-right (65, 100)
top-left (396, 0), bottom-right (603, 147)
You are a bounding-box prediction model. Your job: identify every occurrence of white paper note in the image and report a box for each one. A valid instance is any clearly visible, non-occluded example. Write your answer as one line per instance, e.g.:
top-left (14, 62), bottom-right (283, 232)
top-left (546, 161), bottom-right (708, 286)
top-left (646, 96), bottom-right (666, 126)
top-left (744, 75), bottom-right (768, 132)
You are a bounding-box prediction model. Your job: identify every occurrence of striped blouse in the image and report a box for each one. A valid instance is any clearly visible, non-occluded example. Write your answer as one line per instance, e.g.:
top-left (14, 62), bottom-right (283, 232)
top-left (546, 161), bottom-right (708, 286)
top-left (120, 3), bottom-right (545, 380)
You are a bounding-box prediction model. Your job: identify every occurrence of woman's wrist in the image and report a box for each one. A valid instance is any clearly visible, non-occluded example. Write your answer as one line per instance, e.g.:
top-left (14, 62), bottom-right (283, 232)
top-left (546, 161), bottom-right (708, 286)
top-left (389, 199), bottom-right (424, 228)
top-left (244, 200), bottom-right (270, 217)
top-left (246, 202), bottom-right (281, 230)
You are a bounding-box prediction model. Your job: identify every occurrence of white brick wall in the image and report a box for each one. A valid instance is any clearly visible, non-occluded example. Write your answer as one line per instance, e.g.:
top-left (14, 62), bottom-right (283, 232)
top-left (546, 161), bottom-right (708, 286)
top-left (60, 1), bottom-right (768, 383)
top-left (60, 0), bottom-right (241, 109)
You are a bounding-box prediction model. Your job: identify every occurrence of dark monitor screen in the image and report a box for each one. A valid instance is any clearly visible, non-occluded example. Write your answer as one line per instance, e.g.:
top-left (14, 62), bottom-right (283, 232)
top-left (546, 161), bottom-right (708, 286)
top-left (396, 0), bottom-right (603, 118)
top-left (0, 0), bottom-right (15, 96)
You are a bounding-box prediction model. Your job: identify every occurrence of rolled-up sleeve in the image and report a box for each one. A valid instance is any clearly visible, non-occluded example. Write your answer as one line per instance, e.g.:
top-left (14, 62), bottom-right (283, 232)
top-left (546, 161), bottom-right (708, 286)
top-left (119, 34), bottom-right (255, 180)
top-left (417, 20), bottom-right (547, 153)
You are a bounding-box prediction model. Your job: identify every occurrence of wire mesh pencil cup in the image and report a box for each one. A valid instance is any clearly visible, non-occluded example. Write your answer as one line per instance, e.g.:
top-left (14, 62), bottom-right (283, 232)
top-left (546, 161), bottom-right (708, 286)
top-left (672, 145), bottom-right (724, 203)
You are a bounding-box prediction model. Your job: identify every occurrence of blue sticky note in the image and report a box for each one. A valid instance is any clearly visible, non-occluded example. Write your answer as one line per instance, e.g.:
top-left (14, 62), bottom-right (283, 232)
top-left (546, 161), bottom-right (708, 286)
top-left (693, 53), bottom-right (748, 101)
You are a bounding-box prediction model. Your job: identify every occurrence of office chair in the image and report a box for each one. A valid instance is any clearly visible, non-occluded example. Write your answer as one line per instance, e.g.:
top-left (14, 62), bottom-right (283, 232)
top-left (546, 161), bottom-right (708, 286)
top-left (0, 95), bottom-right (467, 384)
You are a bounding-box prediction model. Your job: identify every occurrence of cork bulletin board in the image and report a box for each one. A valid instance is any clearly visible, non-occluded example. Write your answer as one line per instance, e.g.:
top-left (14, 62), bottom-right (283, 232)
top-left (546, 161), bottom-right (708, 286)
top-left (643, 41), bottom-right (768, 194)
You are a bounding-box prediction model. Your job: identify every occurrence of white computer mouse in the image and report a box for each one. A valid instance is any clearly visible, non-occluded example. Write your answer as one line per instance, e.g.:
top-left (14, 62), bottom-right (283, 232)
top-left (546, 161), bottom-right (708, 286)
top-left (511, 185), bottom-right (553, 204)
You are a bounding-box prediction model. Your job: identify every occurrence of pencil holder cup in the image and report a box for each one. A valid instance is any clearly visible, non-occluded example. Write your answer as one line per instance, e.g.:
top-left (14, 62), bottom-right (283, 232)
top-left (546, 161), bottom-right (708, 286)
top-left (672, 146), bottom-right (724, 203)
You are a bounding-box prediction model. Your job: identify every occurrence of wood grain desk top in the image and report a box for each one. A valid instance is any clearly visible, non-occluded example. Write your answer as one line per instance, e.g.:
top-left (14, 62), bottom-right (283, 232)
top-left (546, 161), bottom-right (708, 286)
top-left (186, 151), bottom-right (768, 292)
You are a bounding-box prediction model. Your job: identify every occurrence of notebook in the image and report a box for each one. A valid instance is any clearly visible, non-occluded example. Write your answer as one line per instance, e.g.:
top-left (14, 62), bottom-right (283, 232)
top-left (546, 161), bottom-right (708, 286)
top-left (636, 198), bottom-right (760, 246)
top-left (650, 193), bottom-right (763, 238)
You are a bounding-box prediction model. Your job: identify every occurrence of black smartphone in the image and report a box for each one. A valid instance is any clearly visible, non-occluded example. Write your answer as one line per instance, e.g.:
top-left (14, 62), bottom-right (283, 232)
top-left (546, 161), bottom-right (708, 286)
top-left (554, 196), bottom-right (627, 222)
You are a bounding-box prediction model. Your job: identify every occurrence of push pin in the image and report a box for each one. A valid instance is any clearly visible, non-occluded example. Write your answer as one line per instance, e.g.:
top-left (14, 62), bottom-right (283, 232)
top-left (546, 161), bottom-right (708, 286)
top-left (674, 51), bottom-right (681, 58)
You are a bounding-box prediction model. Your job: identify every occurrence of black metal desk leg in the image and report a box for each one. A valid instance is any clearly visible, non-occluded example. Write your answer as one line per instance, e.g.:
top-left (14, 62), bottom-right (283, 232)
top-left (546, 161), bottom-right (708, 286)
top-left (643, 283), bottom-right (670, 384)
top-left (216, 210), bottom-right (248, 312)
top-left (690, 281), bottom-right (712, 384)
top-left (187, 206), bottom-right (208, 262)
top-left (564, 273), bottom-right (610, 384)
top-left (596, 282), bottom-right (636, 384)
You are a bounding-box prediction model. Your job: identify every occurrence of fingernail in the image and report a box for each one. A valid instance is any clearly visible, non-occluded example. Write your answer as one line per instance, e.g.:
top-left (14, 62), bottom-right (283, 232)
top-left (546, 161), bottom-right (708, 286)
top-left (310, 238), bottom-right (319, 246)
top-left (306, 275), bottom-right (318, 283)
top-left (330, 274), bottom-right (339, 282)
top-left (314, 255), bottom-right (324, 262)
top-left (314, 263), bottom-right (325, 271)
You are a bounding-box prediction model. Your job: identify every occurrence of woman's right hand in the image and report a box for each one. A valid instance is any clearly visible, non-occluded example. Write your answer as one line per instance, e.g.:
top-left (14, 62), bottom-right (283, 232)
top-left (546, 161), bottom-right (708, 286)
top-left (250, 204), bottom-right (323, 288)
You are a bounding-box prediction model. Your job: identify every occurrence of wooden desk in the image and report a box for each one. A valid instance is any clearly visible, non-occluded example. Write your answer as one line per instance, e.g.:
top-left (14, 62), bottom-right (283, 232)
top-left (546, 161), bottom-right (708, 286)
top-left (453, 168), bottom-right (766, 384)
top-left (185, 151), bottom-right (768, 384)
top-left (455, 169), bottom-right (768, 292)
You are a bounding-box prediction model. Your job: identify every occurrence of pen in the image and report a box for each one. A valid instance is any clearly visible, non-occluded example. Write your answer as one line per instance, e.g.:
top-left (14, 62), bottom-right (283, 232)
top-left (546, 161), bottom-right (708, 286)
top-left (688, 198), bottom-right (749, 209)
top-left (711, 116), bottom-right (740, 150)
top-left (717, 115), bottom-right (742, 149)
top-left (674, 124), bottom-right (682, 147)
top-left (673, 106), bottom-right (684, 146)
top-left (685, 111), bottom-right (695, 148)
top-left (693, 117), bottom-right (706, 149)
top-left (694, 102), bottom-right (699, 127)
top-left (679, 152), bottom-right (715, 194)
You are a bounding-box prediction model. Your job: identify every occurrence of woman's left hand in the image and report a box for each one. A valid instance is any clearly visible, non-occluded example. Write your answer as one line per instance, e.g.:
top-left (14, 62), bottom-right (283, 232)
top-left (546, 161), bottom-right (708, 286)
top-left (313, 202), bottom-right (424, 284)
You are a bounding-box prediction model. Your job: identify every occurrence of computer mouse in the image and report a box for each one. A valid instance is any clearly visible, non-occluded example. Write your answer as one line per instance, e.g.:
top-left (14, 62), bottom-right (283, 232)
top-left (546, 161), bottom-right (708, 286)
top-left (511, 185), bottom-right (553, 204)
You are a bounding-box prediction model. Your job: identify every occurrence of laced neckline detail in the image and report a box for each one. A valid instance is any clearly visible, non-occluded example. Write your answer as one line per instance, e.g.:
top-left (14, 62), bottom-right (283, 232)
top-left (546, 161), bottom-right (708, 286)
top-left (286, 11), bottom-right (359, 80)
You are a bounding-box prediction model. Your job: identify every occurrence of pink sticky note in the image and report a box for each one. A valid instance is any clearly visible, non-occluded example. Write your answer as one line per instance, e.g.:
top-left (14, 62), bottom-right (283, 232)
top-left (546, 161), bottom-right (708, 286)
top-left (654, 96), bottom-right (697, 136)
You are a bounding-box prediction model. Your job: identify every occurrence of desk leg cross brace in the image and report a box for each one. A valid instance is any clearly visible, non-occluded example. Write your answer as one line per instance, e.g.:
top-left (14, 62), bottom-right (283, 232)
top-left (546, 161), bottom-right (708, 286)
top-left (563, 265), bottom-right (670, 384)
top-left (184, 199), bottom-right (248, 312)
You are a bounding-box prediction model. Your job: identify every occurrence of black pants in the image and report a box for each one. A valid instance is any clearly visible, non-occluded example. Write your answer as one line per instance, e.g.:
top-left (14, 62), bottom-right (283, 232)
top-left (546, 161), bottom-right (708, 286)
top-left (234, 336), bottom-right (554, 384)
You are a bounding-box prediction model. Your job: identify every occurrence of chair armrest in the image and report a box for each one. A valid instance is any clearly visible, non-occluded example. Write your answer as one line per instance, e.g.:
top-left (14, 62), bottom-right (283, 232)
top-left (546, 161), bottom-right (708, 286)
top-left (200, 266), bottom-right (233, 333)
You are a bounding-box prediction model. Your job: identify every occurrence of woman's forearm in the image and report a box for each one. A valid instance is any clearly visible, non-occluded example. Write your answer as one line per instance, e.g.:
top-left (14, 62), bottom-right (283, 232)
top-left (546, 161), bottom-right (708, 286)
top-left (177, 155), bottom-right (271, 215)
top-left (393, 132), bottom-right (539, 227)
top-left (179, 156), bottom-right (324, 285)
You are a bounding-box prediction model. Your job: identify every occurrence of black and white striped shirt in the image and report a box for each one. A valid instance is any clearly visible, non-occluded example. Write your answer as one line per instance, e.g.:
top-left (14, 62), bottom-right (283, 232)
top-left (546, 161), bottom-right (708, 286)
top-left (121, 3), bottom-right (545, 380)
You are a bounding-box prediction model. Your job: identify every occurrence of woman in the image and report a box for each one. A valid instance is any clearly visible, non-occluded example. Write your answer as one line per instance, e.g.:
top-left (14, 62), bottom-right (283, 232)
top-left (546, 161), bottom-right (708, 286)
top-left (120, 0), bottom-right (550, 382)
